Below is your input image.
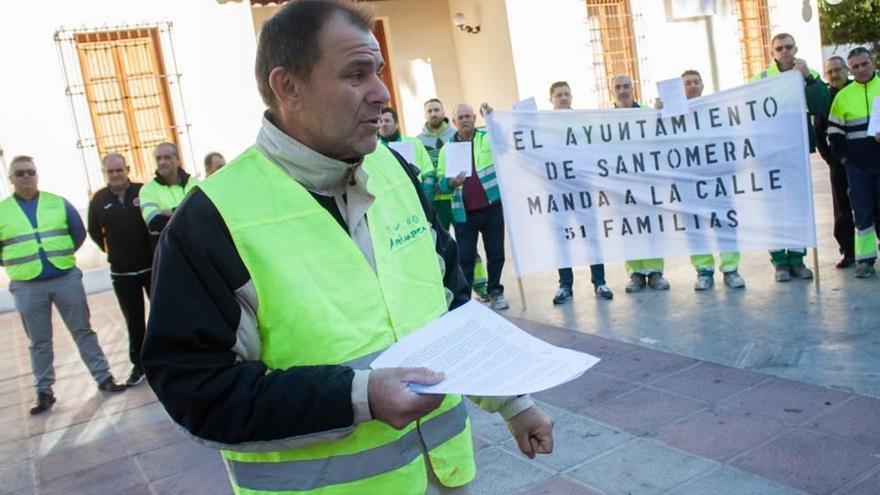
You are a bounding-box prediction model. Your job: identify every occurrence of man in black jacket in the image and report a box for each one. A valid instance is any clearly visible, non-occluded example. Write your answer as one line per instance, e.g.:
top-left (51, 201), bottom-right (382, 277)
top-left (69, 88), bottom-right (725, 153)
top-left (88, 154), bottom-right (153, 386)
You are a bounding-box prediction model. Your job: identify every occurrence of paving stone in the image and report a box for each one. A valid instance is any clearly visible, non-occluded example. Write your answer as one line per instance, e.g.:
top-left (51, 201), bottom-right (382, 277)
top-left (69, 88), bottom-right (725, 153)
top-left (500, 405), bottom-right (631, 472)
top-left (134, 439), bottom-right (221, 481)
top-left (471, 447), bottom-right (554, 495)
top-left (807, 396), bottom-right (880, 452)
top-left (840, 468), bottom-right (880, 495)
top-left (588, 348), bottom-right (699, 384)
top-left (506, 316), bottom-right (589, 346)
top-left (37, 458), bottom-right (147, 495)
top-left (32, 420), bottom-right (126, 482)
top-left (672, 466), bottom-right (808, 495)
top-left (718, 378), bottom-right (852, 425)
top-left (472, 433), bottom-right (492, 451)
top-left (652, 361), bottom-right (768, 403)
top-left (653, 408), bottom-right (786, 462)
top-left (731, 428), bottom-right (880, 494)
top-left (149, 459), bottom-right (233, 495)
top-left (566, 438), bottom-right (715, 495)
top-left (564, 333), bottom-right (641, 360)
top-left (516, 475), bottom-right (604, 495)
top-left (0, 439), bottom-right (31, 465)
top-left (533, 372), bottom-right (638, 413)
top-left (0, 459), bottom-right (33, 494)
top-left (466, 401), bottom-right (512, 443)
top-left (582, 387), bottom-right (707, 437)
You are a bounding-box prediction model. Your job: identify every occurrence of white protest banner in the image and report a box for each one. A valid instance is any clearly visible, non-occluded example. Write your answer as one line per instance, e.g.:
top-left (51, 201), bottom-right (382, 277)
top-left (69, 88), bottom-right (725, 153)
top-left (444, 142), bottom-right (473, 178)
top-left (486, 72), bottom-right (816, 276)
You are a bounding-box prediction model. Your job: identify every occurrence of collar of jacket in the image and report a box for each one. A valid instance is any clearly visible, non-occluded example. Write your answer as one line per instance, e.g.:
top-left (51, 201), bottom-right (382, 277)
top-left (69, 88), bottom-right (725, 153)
top-left (257, 113), bottom-right (366, 197)
top-left (154, 167), bottom-right (190, 187)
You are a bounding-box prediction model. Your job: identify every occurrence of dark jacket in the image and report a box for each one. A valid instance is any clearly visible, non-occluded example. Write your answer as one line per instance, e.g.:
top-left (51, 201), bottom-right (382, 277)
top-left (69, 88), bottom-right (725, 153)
top-left (88, 182), bottom-right (153, 274)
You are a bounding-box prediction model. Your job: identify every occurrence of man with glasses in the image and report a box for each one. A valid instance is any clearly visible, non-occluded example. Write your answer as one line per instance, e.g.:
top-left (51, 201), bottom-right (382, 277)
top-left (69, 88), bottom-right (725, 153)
top-left (1, 155), bottom-right (125, 415)
top-left (753, 33), bottom-right (831, 282)
top-left (88, 154), bottom-right (153, 386)
top-left (827, 47), bottom-right (880, 278)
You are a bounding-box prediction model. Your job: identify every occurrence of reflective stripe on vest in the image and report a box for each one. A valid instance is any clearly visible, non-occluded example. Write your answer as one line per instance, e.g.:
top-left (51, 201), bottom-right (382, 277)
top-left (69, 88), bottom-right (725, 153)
top-left (138, 175), bottom-right (199, 227)
top-left (0, 193), bottom-right (76, 280)
top-left (199, 145), bottom-right (475, 494)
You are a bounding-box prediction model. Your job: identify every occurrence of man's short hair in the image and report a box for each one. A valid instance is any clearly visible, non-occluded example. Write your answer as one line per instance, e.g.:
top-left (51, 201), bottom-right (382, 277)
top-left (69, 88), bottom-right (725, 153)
top-left (847, 46), bottom-right (872, 60)
top-left (681, 69), bottom-right (702, 80)
top-left (255, 0), bottom-right (375, 109)
top-left (424, 98), bottom-right (443, 108)
top-left (101, 153), bottom-right (126, 167)
top-left (154, 142), bottom-right (179, 157)
top-left (827, 55), bottom-right (847, 66)
top-left (549, 81), bottom-right (570, 97)
top-left (204, 152), bottom-right (223, 167)
top-left (10, 155), bottom-right (34, 167)
top-left (381, 107), bottom-right (398, 123)
top-left (771, 33), bottom-right (795, 45)
top-left (610, 74), bottom-right (632, 86)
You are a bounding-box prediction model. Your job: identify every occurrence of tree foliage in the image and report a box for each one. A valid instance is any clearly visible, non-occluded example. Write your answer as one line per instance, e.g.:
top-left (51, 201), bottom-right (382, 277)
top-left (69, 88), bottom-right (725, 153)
top-left (819, 0), bottom-right (880, 56)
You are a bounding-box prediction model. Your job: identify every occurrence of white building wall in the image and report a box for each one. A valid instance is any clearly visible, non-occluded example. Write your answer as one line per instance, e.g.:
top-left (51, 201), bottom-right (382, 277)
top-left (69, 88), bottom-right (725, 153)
top-left (0, 0), bottom-right (263, 208)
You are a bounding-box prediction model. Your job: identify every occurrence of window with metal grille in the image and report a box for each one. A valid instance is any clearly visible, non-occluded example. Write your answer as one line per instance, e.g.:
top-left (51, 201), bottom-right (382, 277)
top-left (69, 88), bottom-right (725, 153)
top-left (585, 0), bottom-right (642, 107)
top-left (734, 0), bottom-right (772, 81)
top-left (55, 23), bottom-right (191, 192)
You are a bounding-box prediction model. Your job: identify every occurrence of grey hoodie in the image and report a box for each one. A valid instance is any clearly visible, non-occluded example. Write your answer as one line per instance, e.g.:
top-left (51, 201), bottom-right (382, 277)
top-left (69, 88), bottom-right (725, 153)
top-left (416, 119), bottom-right (457, 165)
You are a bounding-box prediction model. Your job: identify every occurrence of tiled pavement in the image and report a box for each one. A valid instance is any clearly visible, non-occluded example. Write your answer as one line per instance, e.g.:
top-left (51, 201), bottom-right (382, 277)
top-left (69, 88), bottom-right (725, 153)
top-left (1, 291), bottom-right (878, 494)
top-left (1, 157), bottom-right (878, 494)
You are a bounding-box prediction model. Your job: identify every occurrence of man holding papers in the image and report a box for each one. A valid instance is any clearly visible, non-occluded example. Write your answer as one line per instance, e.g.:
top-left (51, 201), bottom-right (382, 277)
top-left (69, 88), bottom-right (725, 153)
top-left (378, 106), bottom-right (433, 178)
top-left (142, 1), bottom-right (552, 493)
top-left (438, 103), bottom-right (511, 310)
top-left (828, 47), bottom-right (880, 278)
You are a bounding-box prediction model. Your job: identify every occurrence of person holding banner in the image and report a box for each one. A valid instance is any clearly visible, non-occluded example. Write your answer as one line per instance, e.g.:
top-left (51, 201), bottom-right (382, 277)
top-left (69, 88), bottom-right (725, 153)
top-left (547, 81), bottom-right (613, 303)
top-left (610, 74), bottom-right (671, 292)
top-left (438, 103), bottom-right (510, 310)
top-left (378, 107), bottom-right (433, 176)
top-left (827, 47), bottom-right (880, 278)
top-left (753, 33), bottom-right (830, 282)
top-left (679, 70), bottom-right (747, 290)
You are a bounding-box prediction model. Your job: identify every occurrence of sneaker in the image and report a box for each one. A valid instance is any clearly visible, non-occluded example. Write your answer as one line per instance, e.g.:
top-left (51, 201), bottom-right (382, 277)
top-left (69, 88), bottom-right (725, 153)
top-left (648, 272), bottom-right (670, 290)
top-left (774, 264), bottom-right (791, 282)
top-left (489, 292), bottom-right (510, 310)
top-left (854, 262), bottom-right (875, 278)
top-left (723, 271), bottom-right (746, 289)
top-left (595, 284), bottom-right (614, 300)
top-left (552, 287), bottom-right (573, 305)
top-left (474, 284), bottom-right (490, 302)
top-left (126, 367), bottom-right (146, 387)
top-left (694, 274), bottom-right (714, 291)
top-left (836, 256), bottom-right (855, 269)
top-left (98, 377), bottom-right (127, 393)
top-left (29, 392), bottom-right (56, 415)
top-left (790, 263), bottom-right (813, 280)
top-left (625, 273), bottom-right (647, 293)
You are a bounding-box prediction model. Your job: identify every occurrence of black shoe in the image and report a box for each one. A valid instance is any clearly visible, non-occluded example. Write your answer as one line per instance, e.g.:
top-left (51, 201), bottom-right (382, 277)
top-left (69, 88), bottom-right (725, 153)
top-left (29, 392), bottom-right (56, 415)
top-left (836, 256), bottom-right (855, 269)
top-left (126, 367), bottom-right (145, 387)
top-left (552, 287), bottom-right (573, 305)
top-left (98, 377), bottom-right (127, 393)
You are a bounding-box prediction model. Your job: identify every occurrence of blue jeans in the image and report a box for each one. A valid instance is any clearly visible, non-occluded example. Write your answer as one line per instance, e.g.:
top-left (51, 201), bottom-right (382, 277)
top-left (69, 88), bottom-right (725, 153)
top-left (558, 264), bottom-right (606, 290)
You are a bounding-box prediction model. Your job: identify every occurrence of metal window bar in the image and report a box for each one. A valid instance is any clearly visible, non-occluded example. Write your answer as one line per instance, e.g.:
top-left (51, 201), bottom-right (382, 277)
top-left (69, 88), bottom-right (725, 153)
top-left (54, 22), bottom-right (193, 194)
top-left (584, 0), bottom-right (646, 108)
top-left (734, 0), bottom-right (773, 81)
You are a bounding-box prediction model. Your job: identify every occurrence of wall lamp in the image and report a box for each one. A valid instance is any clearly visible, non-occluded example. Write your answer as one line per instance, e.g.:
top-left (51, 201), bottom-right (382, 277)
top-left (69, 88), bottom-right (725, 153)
top-left (452, 12), bottom-right (480, 34)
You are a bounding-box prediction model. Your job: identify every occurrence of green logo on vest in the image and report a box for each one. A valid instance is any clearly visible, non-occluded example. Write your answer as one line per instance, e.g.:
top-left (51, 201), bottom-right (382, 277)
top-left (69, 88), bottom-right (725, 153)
top-left (387, 214), bottom-right (428, 251)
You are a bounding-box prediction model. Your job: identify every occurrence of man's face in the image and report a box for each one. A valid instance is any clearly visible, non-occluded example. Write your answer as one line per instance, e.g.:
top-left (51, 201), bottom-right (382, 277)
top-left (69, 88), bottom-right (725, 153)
top-left (102, 155), bottom-right (129, 189)
top-left (425, 101), bottom-right (445, 128)
top-left (206, 155), bottom-right (226, 176)
top-left (848, 53), bottom-right (875, 83)
top-left (682, 74), bottom-right (704, 100)
top-left (379, 111), bottom-right (398, 137)
top-left (772, 36), bottom-right (797, 65)
top-left (824, 59), bottom-right (849, 88)
top-left (453, 104), bottom-right (475, 135)
top-left (612, 77), bottom-right (633, 107)
top-left (550, 86), bottom-right (572, 110)
top-left (288, 15), bottom-right (389, 161)
top-left (9, 160), bottom-right (38, 195)
top-left (154, 145), bottom-right (180, 179)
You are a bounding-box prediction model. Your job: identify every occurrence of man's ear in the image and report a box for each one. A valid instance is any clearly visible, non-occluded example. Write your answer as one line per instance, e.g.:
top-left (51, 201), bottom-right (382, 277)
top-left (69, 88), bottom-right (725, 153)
top-left (268, 67), bottom-right (303, 110)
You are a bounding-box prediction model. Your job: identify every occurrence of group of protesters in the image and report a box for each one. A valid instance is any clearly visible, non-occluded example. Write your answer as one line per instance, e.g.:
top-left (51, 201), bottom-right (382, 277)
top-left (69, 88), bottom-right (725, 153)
top-left (0, 0), bottom-right (877, 491)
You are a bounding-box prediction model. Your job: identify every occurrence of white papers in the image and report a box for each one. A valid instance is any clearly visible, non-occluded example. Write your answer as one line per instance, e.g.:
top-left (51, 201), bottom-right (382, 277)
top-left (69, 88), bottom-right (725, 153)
top-left (370, 301), bottom-right (600, 396)
top-left (443, 142), bottom-right (473, 178)
top-left (867, 97), bottom-right (880, 136)
top-left (388, 141), bottom-right (415, 167)
top-left (656, 77), bottom-right (689, 117)
top-left (513, 97), bottom-right (538, 111)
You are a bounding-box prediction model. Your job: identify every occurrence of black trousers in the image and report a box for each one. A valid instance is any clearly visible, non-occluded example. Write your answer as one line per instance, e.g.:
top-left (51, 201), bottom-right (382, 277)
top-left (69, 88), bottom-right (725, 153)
top-left (111, 271), bottom-right (151, 369)
top-left (454, 203), bottom-right (505, 295)
top-left (827, 158), bottom-right (855, 258)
